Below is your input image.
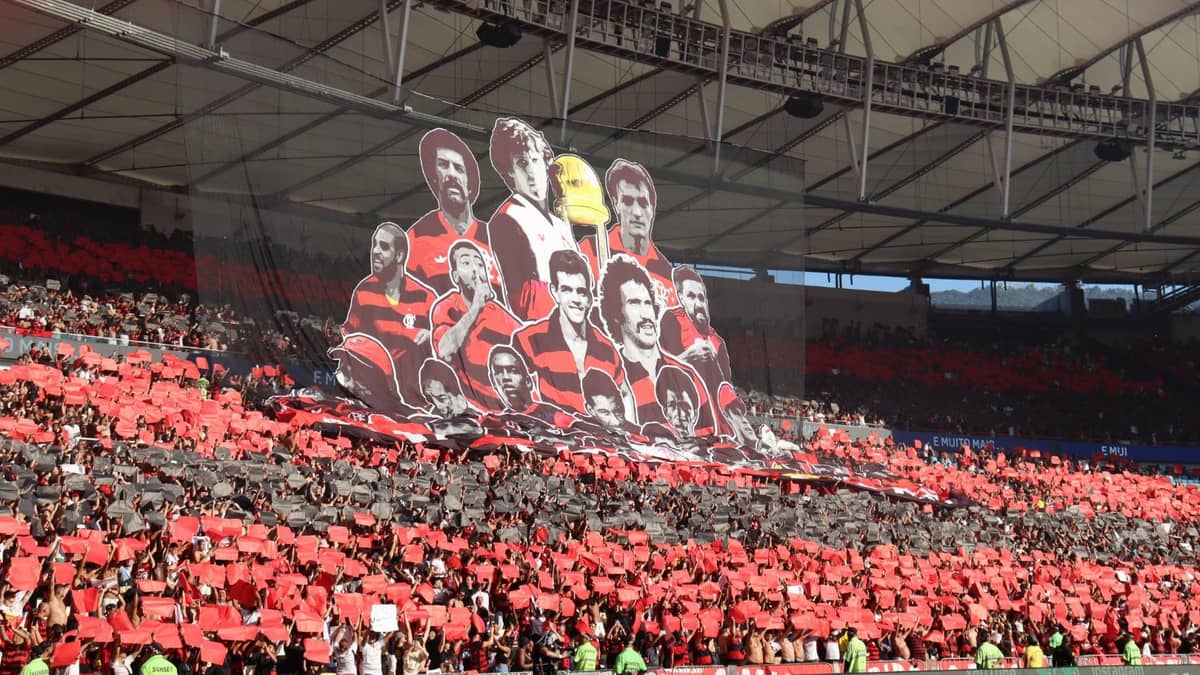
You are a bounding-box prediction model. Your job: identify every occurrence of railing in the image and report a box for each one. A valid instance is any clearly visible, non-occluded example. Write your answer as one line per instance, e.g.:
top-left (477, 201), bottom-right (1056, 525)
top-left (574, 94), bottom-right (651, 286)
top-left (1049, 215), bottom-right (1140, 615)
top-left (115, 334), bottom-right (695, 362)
top-left (434, 0), bottom-right (1200, 147)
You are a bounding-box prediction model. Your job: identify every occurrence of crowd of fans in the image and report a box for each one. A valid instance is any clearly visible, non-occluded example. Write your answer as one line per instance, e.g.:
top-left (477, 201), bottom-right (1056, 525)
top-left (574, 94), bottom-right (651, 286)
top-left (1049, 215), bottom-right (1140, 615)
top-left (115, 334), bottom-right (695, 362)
top-left (0, 332), bottom-right (1195, 675)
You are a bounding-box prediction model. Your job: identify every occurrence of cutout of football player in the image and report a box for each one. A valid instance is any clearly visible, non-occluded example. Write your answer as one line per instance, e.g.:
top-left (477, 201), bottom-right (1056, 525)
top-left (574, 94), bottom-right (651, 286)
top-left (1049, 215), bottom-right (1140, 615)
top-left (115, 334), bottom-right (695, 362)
top-left (430, 241), bottom-right (523, 410)
top-left (717, 382), bottom-right (758, 448)
top-left (486, 117), bottom-right (578, 322)
top-left (655, 365), bottom-right (700, 438)
top-left (419, 358), bottom-right (484, 436)
top-left (408, 128), bottom-right (502, 295)
top-left (660, 265), bottom-right (732, 434)
top-left (574, 368), bottom-right (641, 438)
top-left (342, 222), bottom-right (435, 406)
top-left (512, 250), bottom-right (629, 415)
top-left (598, 254), bottom-right (716, 435)
top-left (327, 332), bottom-right (418, 416)
top-left (579, 159), bottom-right (676, 307)
top-left (418, 358), bottom-right (473, 417)
top-left (487, 345), bottom-right (568, 426)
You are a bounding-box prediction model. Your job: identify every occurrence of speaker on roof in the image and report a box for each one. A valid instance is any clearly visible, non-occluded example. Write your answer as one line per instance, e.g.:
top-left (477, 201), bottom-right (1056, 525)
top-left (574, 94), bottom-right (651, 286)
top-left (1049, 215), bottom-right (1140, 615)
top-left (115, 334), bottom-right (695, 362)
top-left (784, 93), bottom-right (824, 119)
top-left (476, 21), bottom-right (523, 48)
top-left (1094, 139), bottom-right (1131, 162)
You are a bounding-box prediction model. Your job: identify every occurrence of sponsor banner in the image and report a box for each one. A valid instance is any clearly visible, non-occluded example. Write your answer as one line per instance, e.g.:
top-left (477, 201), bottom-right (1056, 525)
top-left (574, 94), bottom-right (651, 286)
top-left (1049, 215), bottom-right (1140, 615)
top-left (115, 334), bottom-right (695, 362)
top-left (738, 664), bottom-right (838, 675)
top-left (890, 430), bottom-right (1200, 467)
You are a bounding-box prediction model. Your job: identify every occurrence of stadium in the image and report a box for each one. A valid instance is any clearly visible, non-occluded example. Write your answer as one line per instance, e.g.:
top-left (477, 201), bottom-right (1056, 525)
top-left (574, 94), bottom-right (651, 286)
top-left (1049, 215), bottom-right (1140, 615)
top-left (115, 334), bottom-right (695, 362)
top-left (0, 0), bottom-right (1199, 673)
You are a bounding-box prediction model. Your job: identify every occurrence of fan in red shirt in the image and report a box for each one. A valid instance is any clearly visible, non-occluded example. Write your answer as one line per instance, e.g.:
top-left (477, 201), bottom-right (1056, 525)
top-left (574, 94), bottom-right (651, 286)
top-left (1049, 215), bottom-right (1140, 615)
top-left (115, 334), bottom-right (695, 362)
top-left (512, 250), bottom-right (628, 415)
top-left (341, 222), bottom-right (435, 406)
top-left (597, 254), bottom-right (715, 435)
top-left (407, 127), bottom-right (501, 296)
top-left (579, 159), bottom-right (677, 308)
top-left (430, 241), bottom-right (523, 410)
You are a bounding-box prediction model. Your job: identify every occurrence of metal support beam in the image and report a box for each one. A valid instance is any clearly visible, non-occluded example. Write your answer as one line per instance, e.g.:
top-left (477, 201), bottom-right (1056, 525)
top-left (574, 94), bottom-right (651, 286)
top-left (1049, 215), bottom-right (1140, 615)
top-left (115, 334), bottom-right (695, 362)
top-left (995, 17), bottom-right (1015, 218)
top-left (391, 0), bottom-right (412, 103)
top-left (713, 0), bottom-right (731, 172)
top-left (207, 0), bottom-right (223, 49)
top-left (1136, 37), bottom-right (1155, 230)
top-left (826, 0), bottom-right (839, 45)
top-left (1122, 43), bottom-right (1146, 213)
top-left (543, 40), bottom-right (561, 115)
top-left (853, 0), bottom-right (872, 201)
top-left (558, 0), bottom-right (579, 142)
top-left (380, 0), bottom-right (394, 74)
top-left (690, 0), bottom-right (713, 143)
top-left (0, 0), bottom-right (137, 71)
top-left (696, 81), bottom-right (715, 141)
top-left (80, 0), bottom-right (383, 168)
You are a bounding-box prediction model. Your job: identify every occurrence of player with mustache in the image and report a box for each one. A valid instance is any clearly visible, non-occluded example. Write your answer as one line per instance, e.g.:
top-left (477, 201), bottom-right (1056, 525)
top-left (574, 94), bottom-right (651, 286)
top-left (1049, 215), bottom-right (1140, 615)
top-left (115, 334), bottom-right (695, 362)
top-left (598, 254), bottom-right (716, 435)
top-left (408, 128), bottom-right (501, 295)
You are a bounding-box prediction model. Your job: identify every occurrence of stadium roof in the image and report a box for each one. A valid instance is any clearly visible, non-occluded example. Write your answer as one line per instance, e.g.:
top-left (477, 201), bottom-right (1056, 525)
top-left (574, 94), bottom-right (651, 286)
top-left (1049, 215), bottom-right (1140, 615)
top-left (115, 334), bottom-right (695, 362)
top-left (5, 0), bottom-right (1200, 283)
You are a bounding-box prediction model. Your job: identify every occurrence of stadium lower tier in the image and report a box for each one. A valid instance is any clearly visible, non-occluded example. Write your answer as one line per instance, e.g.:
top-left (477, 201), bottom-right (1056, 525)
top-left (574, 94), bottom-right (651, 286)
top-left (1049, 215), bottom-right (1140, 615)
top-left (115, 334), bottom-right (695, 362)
top-left (0, 340), bottom-right (1196, 675)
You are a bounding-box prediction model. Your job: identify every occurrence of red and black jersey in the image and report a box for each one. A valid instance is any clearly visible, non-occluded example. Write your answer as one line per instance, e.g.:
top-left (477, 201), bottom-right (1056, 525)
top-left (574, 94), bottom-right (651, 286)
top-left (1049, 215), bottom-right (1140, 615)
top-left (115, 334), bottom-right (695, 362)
top-left (486, 194), bottom-right (578, 322)
top-left (579, 225), bottom-right (678, 307)
top-left (342, 273), bottom-right (435, 401)
top-left (407, 210), bottom-right (501, 296)
top-left (512, 309), bottom-right (628, 414)
top-left (430, 290), bottom-right (524, 410)
top-left (621, 350), bottom-right (716, 436)
top-left (660, 306), bottom-right (732, 435)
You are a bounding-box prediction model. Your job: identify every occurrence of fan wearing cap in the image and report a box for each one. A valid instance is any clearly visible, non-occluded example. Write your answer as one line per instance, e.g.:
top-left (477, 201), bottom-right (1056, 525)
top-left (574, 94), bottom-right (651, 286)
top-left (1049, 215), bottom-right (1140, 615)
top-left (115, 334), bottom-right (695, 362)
top-left (408, 128), bottom-right (501, 296)
top-left (342, 223), bottom-right (436, 404)
top-left (137, 644), bottom-right (176, 675)
top-left (328, 333), bottom-right (420, 415)
top-left (430, 241), bottom-right (522, 410)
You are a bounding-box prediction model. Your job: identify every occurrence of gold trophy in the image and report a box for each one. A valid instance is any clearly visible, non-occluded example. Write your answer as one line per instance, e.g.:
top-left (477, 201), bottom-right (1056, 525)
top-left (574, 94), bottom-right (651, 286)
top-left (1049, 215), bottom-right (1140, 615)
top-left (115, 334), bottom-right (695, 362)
top-left (550, 154), bottom-right (611, 263)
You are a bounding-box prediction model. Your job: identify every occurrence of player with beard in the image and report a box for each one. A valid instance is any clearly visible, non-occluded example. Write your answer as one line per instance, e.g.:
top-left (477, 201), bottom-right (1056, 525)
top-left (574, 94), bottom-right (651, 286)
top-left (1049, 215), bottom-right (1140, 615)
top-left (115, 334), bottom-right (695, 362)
top-left (512, 250), bottom-right (628, 414)
top-left (342, 222), bottom-right (435, 406)
top-left (486, 118), bottom-right (578, 322)
top-left (598, 254), bottom-right (716, 434)
top-left (660, 265), bottom-right (731, 433)
top-left (579, 159), bottom-right (677, 307)
top-left (487, 345), bottom-right (569, 426)
top-left (407, 128), bottom-right (502, 295)
top-left (430, 240), bottom-right (523, 410)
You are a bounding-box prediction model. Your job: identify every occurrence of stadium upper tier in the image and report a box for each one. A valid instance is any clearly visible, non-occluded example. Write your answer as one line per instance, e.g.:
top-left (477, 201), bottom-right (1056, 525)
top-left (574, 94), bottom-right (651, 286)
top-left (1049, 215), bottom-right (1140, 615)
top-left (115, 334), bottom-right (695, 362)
top-left (6, 0), bottom-right (1200, 280)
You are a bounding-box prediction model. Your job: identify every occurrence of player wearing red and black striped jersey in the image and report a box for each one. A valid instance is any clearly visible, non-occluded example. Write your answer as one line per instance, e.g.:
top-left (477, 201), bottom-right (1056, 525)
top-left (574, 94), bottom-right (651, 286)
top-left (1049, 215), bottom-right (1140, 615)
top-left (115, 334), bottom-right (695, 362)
top-left (660, 265), bottom-right (733, 436)
top-left (430, 240), bottom-right (523, 410)
top-left (578, 159), bottom-right (677, 308)
top-left (408, 128), bottom-right (503, 296)
top-left (341, 222), bottom-right (435, 406)
top-left (598, 254), bottom-right (716, 435)
top-left (512, 250), bottom-right (628, 414)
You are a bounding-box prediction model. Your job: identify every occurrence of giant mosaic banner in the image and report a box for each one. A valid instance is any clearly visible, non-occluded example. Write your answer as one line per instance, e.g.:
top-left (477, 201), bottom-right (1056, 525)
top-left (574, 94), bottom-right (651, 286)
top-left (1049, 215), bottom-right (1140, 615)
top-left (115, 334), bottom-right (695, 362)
top-left (313, 119), bottom-right (770, 464)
